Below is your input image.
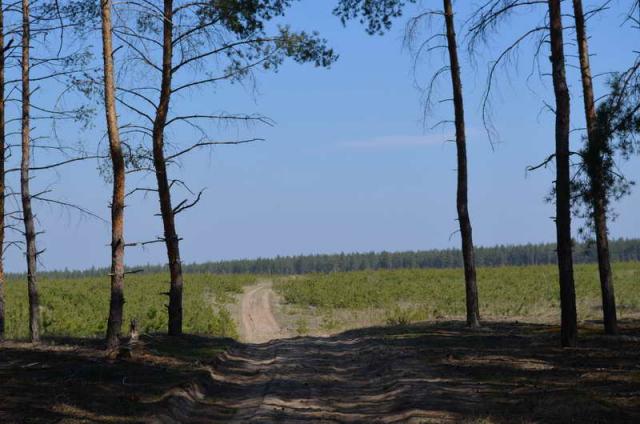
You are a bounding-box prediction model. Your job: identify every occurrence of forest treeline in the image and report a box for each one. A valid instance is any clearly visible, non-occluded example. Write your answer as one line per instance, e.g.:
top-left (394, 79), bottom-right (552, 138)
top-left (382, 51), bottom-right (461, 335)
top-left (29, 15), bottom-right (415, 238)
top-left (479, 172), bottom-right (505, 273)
top-left (20, 238), bottom-right (640, 278)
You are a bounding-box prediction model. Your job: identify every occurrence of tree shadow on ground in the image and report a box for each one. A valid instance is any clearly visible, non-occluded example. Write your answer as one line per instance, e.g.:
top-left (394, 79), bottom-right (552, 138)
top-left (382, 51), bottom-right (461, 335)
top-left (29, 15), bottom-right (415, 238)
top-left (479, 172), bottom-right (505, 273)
top-left (158, 320), bottom-right (640, 423)
top-left (2, 322), bottom-right (639, 423)
top-left (0, 334), bottom-right (235, 423)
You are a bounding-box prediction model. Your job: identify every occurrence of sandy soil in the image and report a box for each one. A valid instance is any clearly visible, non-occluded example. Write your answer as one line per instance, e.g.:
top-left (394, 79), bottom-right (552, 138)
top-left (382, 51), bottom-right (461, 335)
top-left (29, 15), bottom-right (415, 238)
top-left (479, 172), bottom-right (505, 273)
top-left (0, 335), bottom-right (234, 423)
top-left (2, 284), bottom-right (640, 423)
top-left (149, 284), bottom-right (640, 423)
top-left (239, 281), bottom-right (287, 343)
top-left (152, 321), bottom-right (640, 423)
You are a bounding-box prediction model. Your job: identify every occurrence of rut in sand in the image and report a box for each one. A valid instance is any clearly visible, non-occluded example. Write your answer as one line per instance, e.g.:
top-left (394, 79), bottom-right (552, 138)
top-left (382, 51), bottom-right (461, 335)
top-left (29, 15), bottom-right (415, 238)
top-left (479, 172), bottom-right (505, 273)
top-left (239, 281), bottom-right (284, 343)
top-left (150, 284), bottom-right (640, 423)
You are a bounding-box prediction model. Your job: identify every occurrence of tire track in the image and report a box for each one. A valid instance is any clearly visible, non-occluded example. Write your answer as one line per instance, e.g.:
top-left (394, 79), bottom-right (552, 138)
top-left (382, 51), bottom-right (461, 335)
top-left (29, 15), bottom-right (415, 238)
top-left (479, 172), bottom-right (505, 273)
top-left (240, 281), bottom-right (283, 343)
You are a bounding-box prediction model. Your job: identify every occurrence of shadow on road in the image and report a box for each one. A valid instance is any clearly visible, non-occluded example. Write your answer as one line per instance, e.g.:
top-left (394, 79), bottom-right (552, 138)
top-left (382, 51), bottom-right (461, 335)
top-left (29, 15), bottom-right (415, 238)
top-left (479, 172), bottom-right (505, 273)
top-left (2, 321), bottom-right (639, 423)
top-left (157, 321), bottom-right (640, 423)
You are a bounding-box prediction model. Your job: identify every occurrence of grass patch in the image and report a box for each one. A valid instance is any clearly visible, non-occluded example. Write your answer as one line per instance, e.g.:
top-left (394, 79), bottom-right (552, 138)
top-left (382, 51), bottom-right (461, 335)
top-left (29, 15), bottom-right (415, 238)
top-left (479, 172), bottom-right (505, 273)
top-left (295, 317), bottom-right (310, 335)
top-left (274, 262), bottom-right (640, 327)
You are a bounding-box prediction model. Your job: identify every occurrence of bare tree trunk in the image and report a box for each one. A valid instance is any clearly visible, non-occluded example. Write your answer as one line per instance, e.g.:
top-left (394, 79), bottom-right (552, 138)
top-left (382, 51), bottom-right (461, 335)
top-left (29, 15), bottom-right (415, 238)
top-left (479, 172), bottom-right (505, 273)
top-left (548, 0), bottom-right (577, 347)
top-left (572, 0), bottom-right (618, 335)
top-left (0, 0), bottom-right (5, 341)
top-left (443, 0), bottom-right (480, 327)
top-left (593, 195), bottom-right (616, 332)
top-left (101, 0), bottom-right (126, 350)
top-left (21, 0), bottom-right (39, 342)
top-left (153, 0), bottom-right (183, 336)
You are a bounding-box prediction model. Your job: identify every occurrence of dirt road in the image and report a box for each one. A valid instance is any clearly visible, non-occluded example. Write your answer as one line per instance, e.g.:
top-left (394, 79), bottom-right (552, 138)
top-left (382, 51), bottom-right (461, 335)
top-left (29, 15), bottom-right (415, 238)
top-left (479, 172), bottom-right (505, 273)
top-left (2, 289), bottom-right (639, 422)
top-left (152, 321), bottom-right (640, 423)
top-left (239, 281), bottom-right (284, 343)
top-left (149, 283), bottom-right (640, 422)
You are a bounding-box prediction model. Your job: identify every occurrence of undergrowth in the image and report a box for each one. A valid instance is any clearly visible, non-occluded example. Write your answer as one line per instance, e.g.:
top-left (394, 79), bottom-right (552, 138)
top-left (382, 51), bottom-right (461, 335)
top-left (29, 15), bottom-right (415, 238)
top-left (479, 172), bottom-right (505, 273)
top-left (274, 262), bottom-right (640, 326)
top-left (4, 273), bottom-right (255, 339)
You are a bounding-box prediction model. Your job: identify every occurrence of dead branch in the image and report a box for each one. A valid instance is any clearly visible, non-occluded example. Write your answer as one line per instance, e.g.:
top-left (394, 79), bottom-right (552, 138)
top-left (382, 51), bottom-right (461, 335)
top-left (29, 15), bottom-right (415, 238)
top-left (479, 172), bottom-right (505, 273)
top-left (5, 155), bottom-right (106, 174)
top-left (165, 138), bottom-right (263, 161)
top-left (173, 189), bottom-right (204, 215)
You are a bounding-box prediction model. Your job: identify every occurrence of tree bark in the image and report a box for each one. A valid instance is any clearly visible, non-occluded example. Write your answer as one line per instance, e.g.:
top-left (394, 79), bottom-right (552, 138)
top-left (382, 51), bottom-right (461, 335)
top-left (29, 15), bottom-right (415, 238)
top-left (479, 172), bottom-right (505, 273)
top-left (443, 0), bottom-right (480, 327)
top-left (101, 0), bottom-right (126, 350)
top-left (548, 0), bottom-right (577, 347)
top-left (572, 0), bottom-right (617, 335)
top-left (0, 0), bottom-right (5, 341)
top-left (21, 0), bottom-right (40, 342)
top-left (153, 0), bottom-right (183, 336)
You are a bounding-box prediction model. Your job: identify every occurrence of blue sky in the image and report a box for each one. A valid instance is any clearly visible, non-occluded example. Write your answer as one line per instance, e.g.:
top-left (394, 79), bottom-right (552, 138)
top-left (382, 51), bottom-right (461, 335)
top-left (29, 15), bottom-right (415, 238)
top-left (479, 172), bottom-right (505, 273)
top-left (5, 0), bottom-right (639, 272)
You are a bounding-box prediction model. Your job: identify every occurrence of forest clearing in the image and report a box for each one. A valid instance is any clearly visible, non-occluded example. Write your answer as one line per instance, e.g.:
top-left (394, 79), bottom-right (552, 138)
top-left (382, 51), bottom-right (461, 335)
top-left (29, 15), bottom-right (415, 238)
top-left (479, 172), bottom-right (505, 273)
top-left (2, 262), bottom-right (639, 340)
top-left (2, 263), bottom-right (640, 422)
top-left (0, 0), bottom-right (639, 422)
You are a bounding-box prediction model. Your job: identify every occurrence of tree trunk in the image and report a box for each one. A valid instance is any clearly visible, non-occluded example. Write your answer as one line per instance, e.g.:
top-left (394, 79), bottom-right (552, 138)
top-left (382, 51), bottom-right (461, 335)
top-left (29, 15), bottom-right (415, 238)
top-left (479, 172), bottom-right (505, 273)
top-left (572, 0), bottom-right (618, 335)
top-left (593, 195), bottom-right (616, 333)
top-left (443, 0), bottom-right (480, 327)
top-left (101, 0), bottom-right (126, 350)
top-left (153, 0), bottom-right (183, 336)
top-left (0, 0), bottom-right (5, 341)
top-left (21, 0), bottom-right (40, 343)
top-left (548, 0), bottom-right (577, 347)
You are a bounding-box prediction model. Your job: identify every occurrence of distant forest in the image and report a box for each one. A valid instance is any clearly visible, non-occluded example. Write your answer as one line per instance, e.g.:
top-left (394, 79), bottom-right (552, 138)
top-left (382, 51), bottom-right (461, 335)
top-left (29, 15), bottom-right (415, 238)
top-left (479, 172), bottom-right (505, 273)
top-left (17, 238), bottom-right (640, 279)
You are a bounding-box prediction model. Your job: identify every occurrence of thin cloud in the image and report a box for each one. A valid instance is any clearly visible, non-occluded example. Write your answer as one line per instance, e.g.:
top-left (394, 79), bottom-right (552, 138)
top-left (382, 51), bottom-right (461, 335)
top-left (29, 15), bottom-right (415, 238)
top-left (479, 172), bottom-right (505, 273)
top-left (338, 134), bottom-right (453, 150)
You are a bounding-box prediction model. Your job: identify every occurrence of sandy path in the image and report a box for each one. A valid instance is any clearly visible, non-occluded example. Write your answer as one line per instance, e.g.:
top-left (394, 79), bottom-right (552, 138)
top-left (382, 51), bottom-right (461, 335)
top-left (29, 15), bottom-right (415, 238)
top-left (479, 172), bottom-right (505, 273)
top-left (149, 284), bottom-right (640, 422)
top-left (240, 282), bottom-right (283, 343)
top-left (153, 324), bottom-right (490, 423)
top-left (151, 322), bottom-right (640, 423)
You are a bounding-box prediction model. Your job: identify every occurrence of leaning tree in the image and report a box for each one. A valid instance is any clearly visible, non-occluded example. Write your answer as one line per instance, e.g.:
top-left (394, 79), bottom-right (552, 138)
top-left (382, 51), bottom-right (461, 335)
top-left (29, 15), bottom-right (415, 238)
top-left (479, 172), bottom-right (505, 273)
top-left (570, 0), bottom-right (640, 336)
top-left (469, 0), bottom-right (639, 344)
top-left (1, 0), bottom-right (99, 342)
top-left (0, 0), bottom-right (6, 341)
top-left (547, 0), bottom-right (577, 346)
top-left (98, 0), bottom-right (336, 335)
top-left (571, 0), bottom-right (618, 335)
top-left (467, 0), bottom-right (578, 346)
top-left (0, 0), bottom-right (101, 342)
top-left (99, 0), bottom-right (127, 350)
top-left (572, 62), bottom-right (640, 335)
top-left (335, 0), bottom-right (481, 327)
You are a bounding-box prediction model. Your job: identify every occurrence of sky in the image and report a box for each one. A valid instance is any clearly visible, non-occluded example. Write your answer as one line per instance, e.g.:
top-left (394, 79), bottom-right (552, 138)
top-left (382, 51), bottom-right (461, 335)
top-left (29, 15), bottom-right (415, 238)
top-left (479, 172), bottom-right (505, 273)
top-left (4, 0), bottom-right (639, 272)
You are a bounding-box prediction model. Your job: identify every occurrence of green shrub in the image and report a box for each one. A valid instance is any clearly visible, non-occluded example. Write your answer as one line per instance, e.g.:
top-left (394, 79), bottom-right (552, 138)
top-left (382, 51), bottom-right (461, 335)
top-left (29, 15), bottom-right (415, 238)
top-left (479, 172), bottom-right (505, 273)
top-left (4, 273), bottom-right (255, 339)
top-left (274, 262), bottom-right (640, 322)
